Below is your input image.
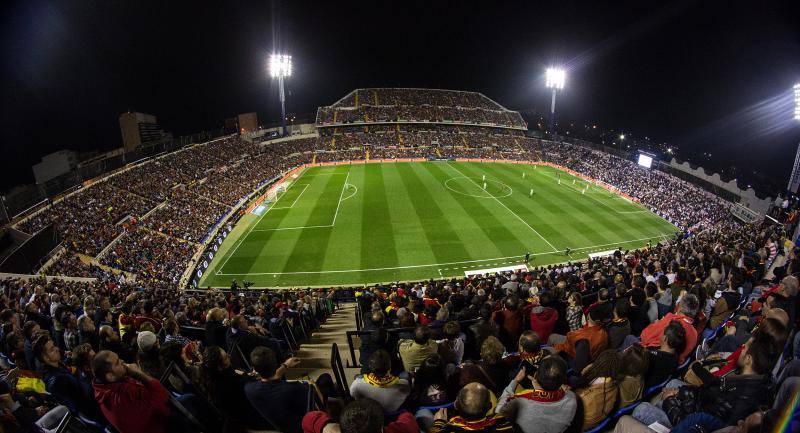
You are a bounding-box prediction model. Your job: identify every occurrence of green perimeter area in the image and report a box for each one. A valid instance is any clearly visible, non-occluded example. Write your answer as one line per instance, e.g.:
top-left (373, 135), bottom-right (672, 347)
top-left (199, 162), bottom-right (677, 288)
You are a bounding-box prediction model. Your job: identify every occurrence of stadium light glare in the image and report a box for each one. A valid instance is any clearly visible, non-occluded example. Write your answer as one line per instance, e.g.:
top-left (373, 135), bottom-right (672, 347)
top-left (794, 83), bottom-right (800, 120)
top-left (545, 67), bottom-right (565, 133)
top-left (269, 53), bottom-right (292, 136)
top-left (545, 68), bottom-right (566, 90)
top-left (269, 54), bottom-right (292, 78)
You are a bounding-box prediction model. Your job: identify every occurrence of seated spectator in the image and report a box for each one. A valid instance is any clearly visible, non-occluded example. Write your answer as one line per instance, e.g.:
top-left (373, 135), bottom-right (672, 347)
top-left (201, 346), bottom-right (271, 430)
top-left (410, 354), bottom-right (459, 411)
top-left (632, 333), bottom-right (780, 431)
top-left (99, 325), bottom-right (135, 363)
top-left (34, 336), bottom-right (106, 424)
top-left (618, 344), bottom-right (648, 407)
top-left (637, 293), bottom-right (699, 363)
top-left (204, 307), bottom-right (227, 348)
top-left (549, 308), bottom-right (608, 362)
top-left (307, 397), bottom-right (418, 433)
top-left (643, 320), bottom-right (685, 389)
top-left (496, 355), bottom-right (576, 433)
top-left (164, 318), bottom-right (190, 347)
top-left (136, 330), bottom-right (163, 378)
top-left (459, 336), bottom-right (510, 397)
top-left (565, 292), bottom-right (585, 332)
top-left (91, 349), bottom-right (175, 433)
top-left (574, 350), bottom-right (621, 431)
top-left (606, 299), bottom-right (631, 349)
top-left (227, 314), bottom-right (285, 361)
top-left (436, 321), bottom-right (465, 366)
top-left (350, 350), bottom-right (409, 412)
top-left (244, 346), bottom-right (306, 433)
top-left (398, 325), bottom-right (438, 373)
top-left (431, 382), bottom-right (513, 433)
top-left (492, 296), bottom-right (523, 352)
top-left (503, 331), bottom-right (546, 390)
top-left (529, 292), bottom-right (558, 343)
top-left (77, 315), bottom-right (99, 352)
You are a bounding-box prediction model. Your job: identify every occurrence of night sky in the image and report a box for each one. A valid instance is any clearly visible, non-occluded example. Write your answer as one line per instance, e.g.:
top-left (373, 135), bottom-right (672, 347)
top-left (1, 0), bottom-right (799, 194)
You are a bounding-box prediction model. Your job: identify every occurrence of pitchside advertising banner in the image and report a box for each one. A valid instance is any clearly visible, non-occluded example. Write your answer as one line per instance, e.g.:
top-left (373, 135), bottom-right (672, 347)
top-left (192, 224), bottom-right (233, 288)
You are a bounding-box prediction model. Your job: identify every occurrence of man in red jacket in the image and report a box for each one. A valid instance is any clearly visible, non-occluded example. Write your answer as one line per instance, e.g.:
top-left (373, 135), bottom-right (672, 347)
top-left (639, 293), bottom-right (699, 364)
top-left (91, 350), bottom-right (173, 433)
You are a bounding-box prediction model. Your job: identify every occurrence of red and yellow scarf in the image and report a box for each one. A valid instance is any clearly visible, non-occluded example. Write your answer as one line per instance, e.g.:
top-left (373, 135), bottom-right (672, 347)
top-left (363, 373), bottom-right (399, 388)
top-left (448, 415), bottom-right (507, 431)
top-left (511, 388), bottom-right (566, 403)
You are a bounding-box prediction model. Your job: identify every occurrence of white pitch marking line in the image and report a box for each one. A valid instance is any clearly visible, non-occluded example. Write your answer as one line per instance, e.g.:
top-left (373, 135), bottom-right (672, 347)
top-left (218, 232), bottom-right (673, 276)
top-left (253, 224), bottom-right (333, 232)
top-left (217, 168), bottom-right (309, 273)
top-left (272, 184), bottom-right (308, 210)
top-left (447, 162), bottom-right (559, 253)
top-left (330, 169), bottom-right (351, 227)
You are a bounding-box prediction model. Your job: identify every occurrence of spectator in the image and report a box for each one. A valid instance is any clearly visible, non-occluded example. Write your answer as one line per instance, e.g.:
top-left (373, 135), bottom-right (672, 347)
top-left (430, 382), bottom-right (513, 433)
top-left (632, 333), bottom-right (780, 431)
top-left (606, 299), bottom-right (631, 349)
top-left (643, 320), bottom-right (685, 389)
top-left (574, 350), bottom-right (621, 431)
top-left (549, 307), bottom-right (608, 362)
top-left (91, 350), bottom-right (175, 433)
top-left (529, 292), bottom-right (558, 343)
top-left (35, 336), bottom-right (106, 424)
top-left (350, 350), bottom-right (410, 412)
top-left (244, 346), bottom-right (306, 433)
top-left (496, 355), bottom-right (576, 433)
top-left (618, 344), bottom-right (648, 407)
top-left (329, 397), bottom-right (417, 433)
top-left (638, 293), bottom-right (699, 363)
top-left (398, 325), bottom-right (438, 373)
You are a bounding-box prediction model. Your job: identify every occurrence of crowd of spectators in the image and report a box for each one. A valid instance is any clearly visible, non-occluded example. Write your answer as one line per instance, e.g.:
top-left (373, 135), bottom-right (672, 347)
top-left (16, 182), bottom-right (155, 256)
top-left (99, 227), bottom-right (196, 286)
top-left (539, 141), bottom-right (731, 231)
top-left (317, 89), bottom-right (526, 128)
top-left (298, 215), bottom-right (798, 433)
top-left (0, 273), bottom-right (333, 432)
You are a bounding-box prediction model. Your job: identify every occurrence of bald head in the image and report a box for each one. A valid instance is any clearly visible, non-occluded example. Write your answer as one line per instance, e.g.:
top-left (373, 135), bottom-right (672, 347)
top-left (766, 308), bottom-right (789, 328)
top-left (456, 382), bottom-right (491, 420)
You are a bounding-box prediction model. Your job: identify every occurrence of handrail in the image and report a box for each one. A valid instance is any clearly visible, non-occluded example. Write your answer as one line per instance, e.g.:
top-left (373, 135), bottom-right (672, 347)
top-left (345, 319), bottom-right (479, 368)
top-left (330, 343), bottom-right (352, 401)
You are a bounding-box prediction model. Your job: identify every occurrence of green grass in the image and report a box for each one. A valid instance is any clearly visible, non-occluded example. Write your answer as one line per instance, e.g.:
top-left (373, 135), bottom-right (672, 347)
top-left (198, 162), bottom-right (677, 288)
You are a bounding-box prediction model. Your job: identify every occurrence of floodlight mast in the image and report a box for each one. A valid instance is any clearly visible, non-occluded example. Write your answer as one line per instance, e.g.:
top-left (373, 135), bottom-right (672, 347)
top-left (269, 54), bottom-right (292, 137)
top-left (786, 84), bottom-right (800, 194)
top-left (545, 68), bottom-right (565, 133)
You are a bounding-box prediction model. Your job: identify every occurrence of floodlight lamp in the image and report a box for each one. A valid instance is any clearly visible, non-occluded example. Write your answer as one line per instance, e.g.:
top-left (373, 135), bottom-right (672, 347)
top-left (794, 83), bottom-right (800, 120)
top-left (545, 68), bottom-right (566, 90)
top-left (619, 134), bottom-right (625, 140)
top-left (269, 54), bottom-right (292, 78)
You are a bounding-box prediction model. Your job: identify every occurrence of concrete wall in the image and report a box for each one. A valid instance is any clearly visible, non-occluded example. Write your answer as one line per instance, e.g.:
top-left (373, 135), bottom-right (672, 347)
top-left (665, 158), bottom-right (775, 214)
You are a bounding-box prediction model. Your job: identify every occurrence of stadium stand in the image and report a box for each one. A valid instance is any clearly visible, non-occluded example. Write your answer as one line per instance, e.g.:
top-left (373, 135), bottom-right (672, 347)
top-left (2, 89), bottom-right (799, 432)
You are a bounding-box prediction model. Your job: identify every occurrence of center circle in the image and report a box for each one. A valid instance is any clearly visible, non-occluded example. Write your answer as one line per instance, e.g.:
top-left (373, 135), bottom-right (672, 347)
top-left (444, 177), bottom-right (513, 199)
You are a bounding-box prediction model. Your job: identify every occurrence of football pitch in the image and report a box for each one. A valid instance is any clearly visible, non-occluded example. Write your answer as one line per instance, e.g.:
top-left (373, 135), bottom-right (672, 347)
top-left (199, 161), bottom-right (677, 288)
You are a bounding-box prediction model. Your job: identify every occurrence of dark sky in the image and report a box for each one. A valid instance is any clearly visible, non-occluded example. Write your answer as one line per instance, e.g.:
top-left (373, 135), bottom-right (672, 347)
top-left (1, 0), bottom-right (799, 193)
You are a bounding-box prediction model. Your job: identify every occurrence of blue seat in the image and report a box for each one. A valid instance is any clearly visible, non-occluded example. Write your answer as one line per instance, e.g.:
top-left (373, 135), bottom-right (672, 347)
top-left (584, 415), bottom-right (613, 433)
top-left (418, 401), bottom-right (455, 411)
top-left (643, 378), bottom-right (671, 399)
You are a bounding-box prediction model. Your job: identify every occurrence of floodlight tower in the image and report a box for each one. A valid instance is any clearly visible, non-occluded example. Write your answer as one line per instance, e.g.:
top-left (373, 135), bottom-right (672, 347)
top-left (545, 68), bottom-right (566, 134)
top-left (269, 54), bottom-right (292, 137)
top-left (787, 84), bottom-right (800, 193)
